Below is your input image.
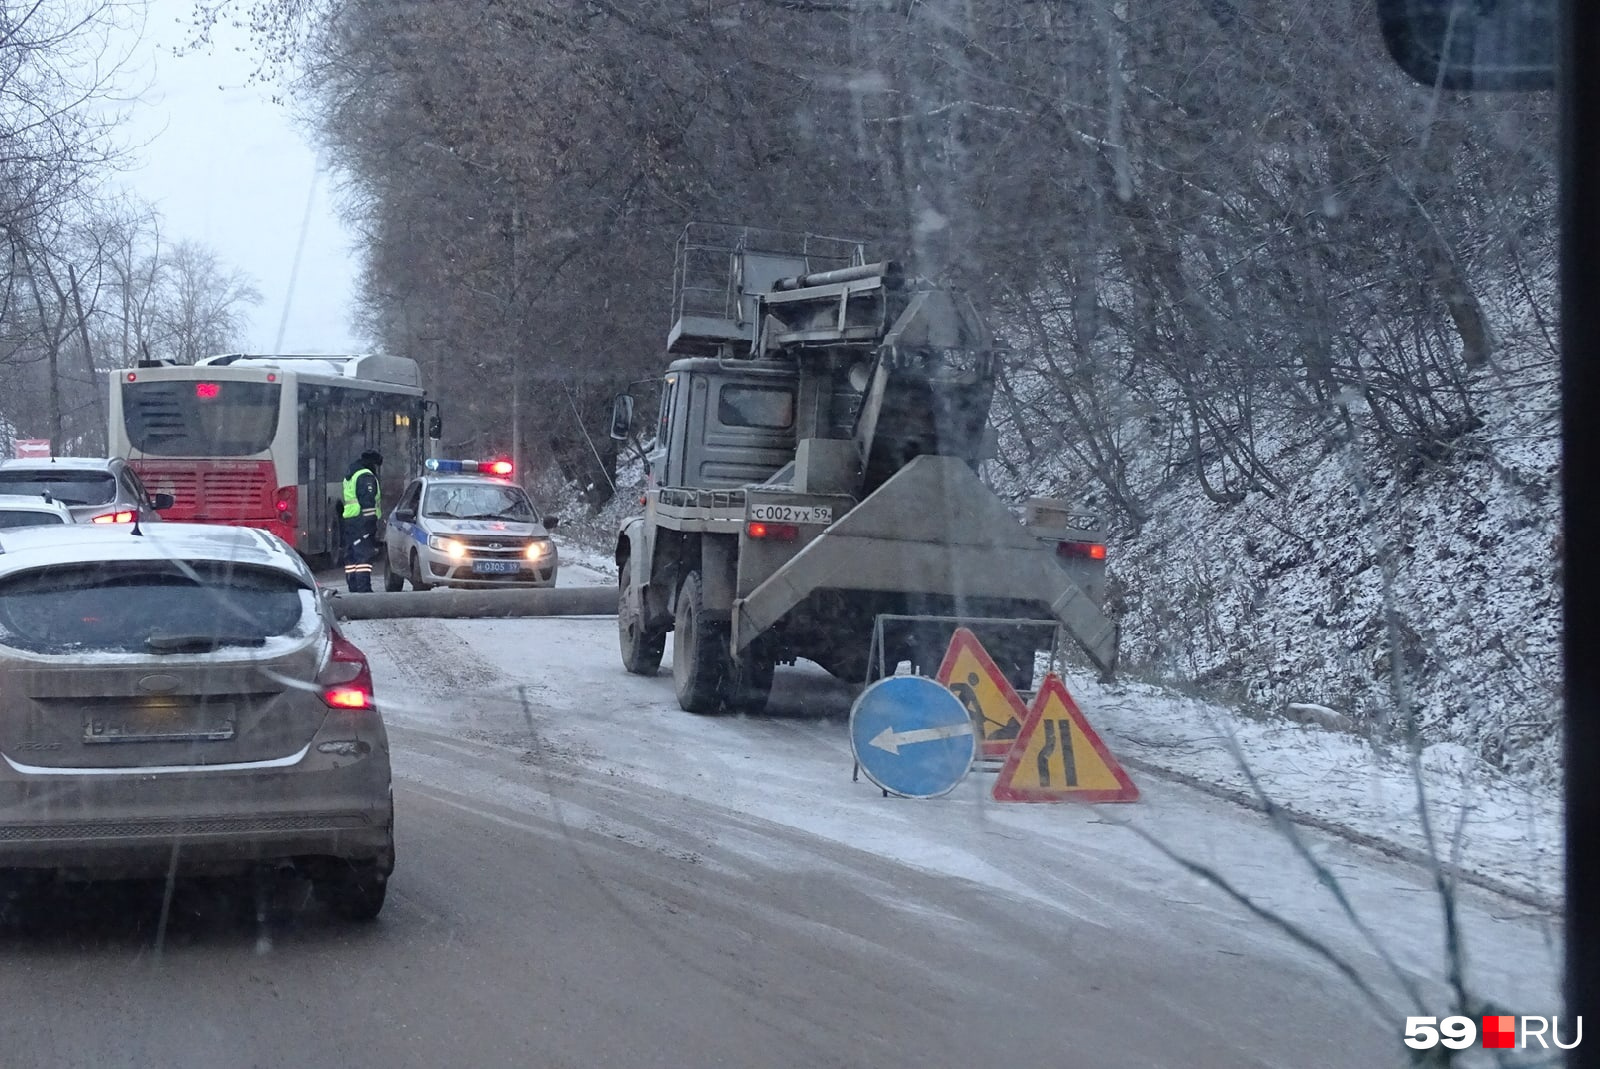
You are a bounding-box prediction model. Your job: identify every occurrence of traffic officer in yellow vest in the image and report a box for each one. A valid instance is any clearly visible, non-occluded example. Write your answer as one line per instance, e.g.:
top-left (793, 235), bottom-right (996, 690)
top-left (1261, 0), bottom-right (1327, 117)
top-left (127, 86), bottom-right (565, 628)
top-left (342, 450), bottom-right (383, 592)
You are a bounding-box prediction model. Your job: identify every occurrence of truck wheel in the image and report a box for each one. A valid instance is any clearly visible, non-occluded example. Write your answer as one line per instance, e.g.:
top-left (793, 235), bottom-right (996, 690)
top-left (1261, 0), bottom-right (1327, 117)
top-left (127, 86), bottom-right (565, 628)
top-left (673, 571), bottom-right (728, 714)
top-left (618, 566), bottom-right (666, 675)
top-left (722, 646), bottom-right (774, 714)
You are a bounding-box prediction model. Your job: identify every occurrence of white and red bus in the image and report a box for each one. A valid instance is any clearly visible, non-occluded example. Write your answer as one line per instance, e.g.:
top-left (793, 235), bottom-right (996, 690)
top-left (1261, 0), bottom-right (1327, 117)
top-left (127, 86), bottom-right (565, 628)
top-left (108, 354), bottom-right (432, 562)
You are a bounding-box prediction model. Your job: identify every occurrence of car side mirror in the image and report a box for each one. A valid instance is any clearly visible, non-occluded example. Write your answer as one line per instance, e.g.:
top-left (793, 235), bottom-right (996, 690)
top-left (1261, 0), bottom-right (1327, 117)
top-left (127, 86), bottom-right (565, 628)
top-left (609, 394), bottom-right (634, 441)
top-left (395, 507), bottom-right (416, 523)
top-left (427, 415), bottom-right (442, 441)
top-left (151, 493), bottom-right (175, 510)
top-left (542, 515), bottom-right (560, 530)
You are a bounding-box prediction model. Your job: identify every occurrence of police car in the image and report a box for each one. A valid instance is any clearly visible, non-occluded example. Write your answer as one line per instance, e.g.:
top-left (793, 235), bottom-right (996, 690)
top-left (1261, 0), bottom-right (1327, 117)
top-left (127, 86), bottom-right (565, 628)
top-left (381, 459), bottom-right (561, 591)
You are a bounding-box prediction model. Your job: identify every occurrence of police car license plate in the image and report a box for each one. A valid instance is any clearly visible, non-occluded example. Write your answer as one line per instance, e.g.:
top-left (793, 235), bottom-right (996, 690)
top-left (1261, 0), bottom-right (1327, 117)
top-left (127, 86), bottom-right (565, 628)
top-left (473, 560), bottom-right (521, 574)
top-left (748, 503), bottom-right (832, 524)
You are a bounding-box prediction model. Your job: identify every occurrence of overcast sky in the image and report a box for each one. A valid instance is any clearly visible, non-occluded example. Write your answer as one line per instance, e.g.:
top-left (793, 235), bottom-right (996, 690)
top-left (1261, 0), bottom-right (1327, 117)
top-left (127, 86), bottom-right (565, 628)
top-left (111, 0), bottom-right (365, 354)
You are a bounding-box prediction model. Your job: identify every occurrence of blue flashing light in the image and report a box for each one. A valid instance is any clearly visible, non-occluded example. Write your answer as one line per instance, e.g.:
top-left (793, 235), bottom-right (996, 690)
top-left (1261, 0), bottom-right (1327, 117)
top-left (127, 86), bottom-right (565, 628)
top-left (423, 458), bottom-right (514, 477)
top-left (425, 458), bottom-right (478, 473)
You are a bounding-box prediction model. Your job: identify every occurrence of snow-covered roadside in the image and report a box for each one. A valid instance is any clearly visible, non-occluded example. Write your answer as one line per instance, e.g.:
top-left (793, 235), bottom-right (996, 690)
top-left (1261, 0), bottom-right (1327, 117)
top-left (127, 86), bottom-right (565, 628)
top-left (534, 481), bottom-right (1559, 902)
top-left (553, 537), bottom-right (617, 585)
top-left (1058, 673), bottom-right (1562, 906)
top-left (351, 613), bottom-right (1562, 1021)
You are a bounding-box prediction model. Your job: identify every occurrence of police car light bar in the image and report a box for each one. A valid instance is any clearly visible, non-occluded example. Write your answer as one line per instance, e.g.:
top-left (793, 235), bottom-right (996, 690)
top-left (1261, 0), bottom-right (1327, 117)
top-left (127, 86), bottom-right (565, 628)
top-left (424, 458), bottom-right (515, 476)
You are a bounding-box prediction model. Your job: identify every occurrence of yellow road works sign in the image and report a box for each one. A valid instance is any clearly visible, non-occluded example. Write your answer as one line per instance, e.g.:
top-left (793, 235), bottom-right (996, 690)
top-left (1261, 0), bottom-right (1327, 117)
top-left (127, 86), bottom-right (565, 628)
top-left (992, 673), bottom-right (1139, 803)
top-left (935, 628), bottom-right (1031, 758)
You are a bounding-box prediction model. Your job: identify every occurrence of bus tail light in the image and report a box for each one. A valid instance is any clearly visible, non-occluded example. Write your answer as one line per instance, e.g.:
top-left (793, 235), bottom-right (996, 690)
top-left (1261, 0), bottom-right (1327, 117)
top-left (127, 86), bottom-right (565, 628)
top-left (1056, 540), bottom-right (1107, 561)
top-left (274, 486), bottom-right (297, 529)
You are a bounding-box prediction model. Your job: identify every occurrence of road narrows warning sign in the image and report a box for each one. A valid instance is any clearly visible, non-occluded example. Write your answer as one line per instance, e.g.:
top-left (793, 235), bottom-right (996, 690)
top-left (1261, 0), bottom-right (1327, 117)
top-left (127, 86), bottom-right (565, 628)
top-left (935, 628), bottom-right (1031, 758)
top-left (992, 673), bottom-right (1139, 803)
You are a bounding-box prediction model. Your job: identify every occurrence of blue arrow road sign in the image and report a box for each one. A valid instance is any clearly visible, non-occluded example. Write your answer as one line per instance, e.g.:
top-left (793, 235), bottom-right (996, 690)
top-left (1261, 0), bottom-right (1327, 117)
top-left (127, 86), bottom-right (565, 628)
top-left (850, 676), bottom-right (978, 798)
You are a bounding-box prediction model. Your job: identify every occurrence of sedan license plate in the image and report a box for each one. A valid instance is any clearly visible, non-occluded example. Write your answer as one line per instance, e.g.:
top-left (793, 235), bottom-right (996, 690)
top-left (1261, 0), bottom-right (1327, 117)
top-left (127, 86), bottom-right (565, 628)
top-left (748, 503), bottom-right (833, 525)
top-left (473, 560), bottom-right (522, 574)
top-left (84, 705), bottom-right (237, 744)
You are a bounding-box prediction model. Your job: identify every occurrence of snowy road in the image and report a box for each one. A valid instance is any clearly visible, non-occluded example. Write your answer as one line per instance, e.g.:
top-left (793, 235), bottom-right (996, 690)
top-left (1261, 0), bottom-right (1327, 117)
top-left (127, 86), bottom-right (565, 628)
top-left (0, 543), bottom-right (1561, 1067)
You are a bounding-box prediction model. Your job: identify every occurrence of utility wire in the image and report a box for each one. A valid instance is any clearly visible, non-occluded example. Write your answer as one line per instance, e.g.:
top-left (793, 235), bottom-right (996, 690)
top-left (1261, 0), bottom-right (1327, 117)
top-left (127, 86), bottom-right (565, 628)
top-left (274, 151), bottom-right (323, 356)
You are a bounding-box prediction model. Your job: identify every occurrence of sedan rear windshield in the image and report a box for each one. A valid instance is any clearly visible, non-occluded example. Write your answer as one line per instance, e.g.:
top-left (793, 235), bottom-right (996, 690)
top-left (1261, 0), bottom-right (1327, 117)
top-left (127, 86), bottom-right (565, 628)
top-left (0, 470), bottom-right (115, 506)
top-left (0, 561), bottom-right (316, 655)
top-left (0, 510), bottom-right (66, 529)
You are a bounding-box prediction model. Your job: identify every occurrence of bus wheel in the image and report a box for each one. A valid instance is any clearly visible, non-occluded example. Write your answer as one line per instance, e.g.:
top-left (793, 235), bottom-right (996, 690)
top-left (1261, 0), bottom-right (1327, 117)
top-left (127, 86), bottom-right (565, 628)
top-left (410, 551), bottom-right (433, 592)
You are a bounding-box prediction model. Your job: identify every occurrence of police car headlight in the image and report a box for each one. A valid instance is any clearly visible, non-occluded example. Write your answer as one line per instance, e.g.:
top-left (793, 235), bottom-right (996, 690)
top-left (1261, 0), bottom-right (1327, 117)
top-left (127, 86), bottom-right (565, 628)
top-left (428, 535), bottom-right (467, 559)
top-left (524, 540), bottom-right (548, 561)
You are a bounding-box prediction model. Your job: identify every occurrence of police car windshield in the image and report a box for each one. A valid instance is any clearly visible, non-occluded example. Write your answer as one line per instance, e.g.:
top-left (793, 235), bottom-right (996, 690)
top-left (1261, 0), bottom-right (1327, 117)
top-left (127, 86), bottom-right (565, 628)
top-left (422, 483), bottom-right (537, 521)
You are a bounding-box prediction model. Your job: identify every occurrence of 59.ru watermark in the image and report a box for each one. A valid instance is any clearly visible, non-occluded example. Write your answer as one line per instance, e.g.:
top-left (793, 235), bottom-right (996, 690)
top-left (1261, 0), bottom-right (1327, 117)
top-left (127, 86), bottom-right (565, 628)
top-left (1405, 1016), bottom-right (1582, 1052)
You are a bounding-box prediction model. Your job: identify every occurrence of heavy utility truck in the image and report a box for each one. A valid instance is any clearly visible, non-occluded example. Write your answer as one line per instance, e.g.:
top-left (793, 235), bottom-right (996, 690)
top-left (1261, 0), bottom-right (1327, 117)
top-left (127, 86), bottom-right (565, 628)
top-left (612, 225), bottom-right (1117, 714)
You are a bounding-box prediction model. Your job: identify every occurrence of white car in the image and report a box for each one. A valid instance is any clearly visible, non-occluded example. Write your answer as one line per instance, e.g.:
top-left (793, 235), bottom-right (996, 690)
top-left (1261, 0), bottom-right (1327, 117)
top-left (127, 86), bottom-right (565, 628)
top-left (382, 460), bottom-right (560, 591)
top-left (0, 494), bottom-right (75, 530)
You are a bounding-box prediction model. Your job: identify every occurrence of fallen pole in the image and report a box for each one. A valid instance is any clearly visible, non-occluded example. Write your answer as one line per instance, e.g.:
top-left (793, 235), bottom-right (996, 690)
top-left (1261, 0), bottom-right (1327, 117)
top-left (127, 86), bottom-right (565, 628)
top-left (331, 586), bottom-right (616, 621)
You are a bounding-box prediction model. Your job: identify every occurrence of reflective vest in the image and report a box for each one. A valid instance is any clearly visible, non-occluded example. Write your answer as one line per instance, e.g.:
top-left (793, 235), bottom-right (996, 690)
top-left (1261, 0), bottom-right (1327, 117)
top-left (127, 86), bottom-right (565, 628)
top-left (342, 468), bottom-right (380, 520)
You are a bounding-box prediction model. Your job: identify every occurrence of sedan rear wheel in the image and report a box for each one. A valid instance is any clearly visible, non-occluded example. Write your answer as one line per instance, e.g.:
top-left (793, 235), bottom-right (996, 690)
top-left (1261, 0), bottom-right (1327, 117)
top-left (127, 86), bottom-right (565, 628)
top-left (313, 860), bottom-right (388, 922)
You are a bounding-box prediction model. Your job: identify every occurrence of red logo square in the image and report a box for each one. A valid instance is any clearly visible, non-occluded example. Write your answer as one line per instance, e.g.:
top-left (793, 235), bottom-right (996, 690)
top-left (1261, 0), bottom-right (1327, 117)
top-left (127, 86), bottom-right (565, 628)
top-left (1483, 1015), bottom-right (1516, 1049)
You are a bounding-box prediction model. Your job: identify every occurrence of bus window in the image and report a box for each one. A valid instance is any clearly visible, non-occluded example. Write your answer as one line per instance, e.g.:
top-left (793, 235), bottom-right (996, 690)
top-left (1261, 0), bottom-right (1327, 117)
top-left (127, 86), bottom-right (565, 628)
top-left (122, 380), bottom-right (281, 456)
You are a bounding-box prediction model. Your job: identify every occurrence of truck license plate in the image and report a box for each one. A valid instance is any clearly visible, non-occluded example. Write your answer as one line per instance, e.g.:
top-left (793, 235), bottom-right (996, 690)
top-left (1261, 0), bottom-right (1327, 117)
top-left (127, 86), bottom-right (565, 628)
top-left (748, 503), bottom-right (832, 524)
top-left (473, 560), bottom-right (522, 574)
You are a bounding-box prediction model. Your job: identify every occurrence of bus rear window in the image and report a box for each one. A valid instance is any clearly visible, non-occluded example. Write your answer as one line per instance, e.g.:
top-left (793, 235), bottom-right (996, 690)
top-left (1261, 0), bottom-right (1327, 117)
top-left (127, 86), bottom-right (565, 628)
top-left (122, 381), bottom-right (282, 456)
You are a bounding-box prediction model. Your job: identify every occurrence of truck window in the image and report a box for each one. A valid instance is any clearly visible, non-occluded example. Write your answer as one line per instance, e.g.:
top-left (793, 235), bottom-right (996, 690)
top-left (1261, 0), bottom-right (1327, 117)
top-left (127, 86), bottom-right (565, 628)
top-left (718, 385), bottom-right (794, 430)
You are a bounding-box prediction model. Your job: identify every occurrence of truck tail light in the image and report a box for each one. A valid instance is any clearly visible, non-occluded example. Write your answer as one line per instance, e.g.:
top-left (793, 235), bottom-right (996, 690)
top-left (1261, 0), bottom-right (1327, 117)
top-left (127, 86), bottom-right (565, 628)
top-left (1056, 540), bottom-right (1107, 561)
top-left (274, 486), bottom-right (297, 529)
top-left (747, 521), bottom-right (799, 541)
top-left (319, 632), bottom-right (375, 710)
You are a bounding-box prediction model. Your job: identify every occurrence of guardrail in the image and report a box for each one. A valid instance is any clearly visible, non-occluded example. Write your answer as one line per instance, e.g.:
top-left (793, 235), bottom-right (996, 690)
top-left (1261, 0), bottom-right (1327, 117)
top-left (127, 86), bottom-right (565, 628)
top-left (331, 586), bottom-right (616, 621)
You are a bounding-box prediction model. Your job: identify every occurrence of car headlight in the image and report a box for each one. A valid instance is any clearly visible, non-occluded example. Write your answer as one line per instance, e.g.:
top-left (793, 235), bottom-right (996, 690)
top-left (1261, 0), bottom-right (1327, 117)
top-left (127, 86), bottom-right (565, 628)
top-left (428, 535), bottom-right (467, 559)
top-left (525, 539), bottom-right (550, 561)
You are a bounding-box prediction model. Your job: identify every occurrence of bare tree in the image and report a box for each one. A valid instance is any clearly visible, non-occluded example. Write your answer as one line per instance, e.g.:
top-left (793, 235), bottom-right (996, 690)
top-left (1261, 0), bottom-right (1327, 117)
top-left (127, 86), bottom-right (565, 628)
top-left (150, 240), bottom-right (262, 363)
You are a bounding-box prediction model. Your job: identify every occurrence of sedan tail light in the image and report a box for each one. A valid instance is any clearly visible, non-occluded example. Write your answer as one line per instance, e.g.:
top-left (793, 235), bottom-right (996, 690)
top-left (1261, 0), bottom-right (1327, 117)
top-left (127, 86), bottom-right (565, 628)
top-left (319, 631), bottom-right (376, 710)
top-left (91, 510), bottom-right (137, 524)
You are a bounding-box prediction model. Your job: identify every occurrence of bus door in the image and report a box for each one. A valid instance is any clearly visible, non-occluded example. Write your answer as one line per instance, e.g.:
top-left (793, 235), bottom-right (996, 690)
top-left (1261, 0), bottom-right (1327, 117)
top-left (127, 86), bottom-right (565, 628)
top-left (299, 399), bottom-right (333, 557)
